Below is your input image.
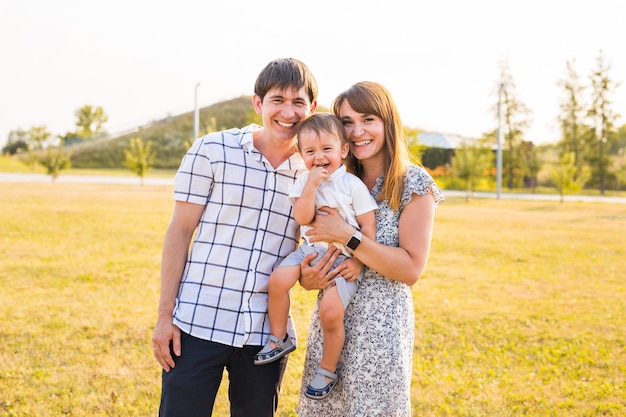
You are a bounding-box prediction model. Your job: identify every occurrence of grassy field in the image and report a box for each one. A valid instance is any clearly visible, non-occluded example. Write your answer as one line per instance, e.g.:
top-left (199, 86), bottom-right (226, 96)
top-left (0, 182), bottom-right (624, 416)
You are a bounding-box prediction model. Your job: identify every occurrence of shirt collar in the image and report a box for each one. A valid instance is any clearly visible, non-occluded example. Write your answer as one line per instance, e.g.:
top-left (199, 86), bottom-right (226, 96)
top-left (240, 124), bottom-right (305, 171)
top-left (328, 165), bottom-right (347, 182)
top-left (240, 124), bottom-right (261, 152)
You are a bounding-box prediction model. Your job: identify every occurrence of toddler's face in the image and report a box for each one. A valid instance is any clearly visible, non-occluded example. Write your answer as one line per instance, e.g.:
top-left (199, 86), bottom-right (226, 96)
top-left (298, 129), bottom-right (348, 173)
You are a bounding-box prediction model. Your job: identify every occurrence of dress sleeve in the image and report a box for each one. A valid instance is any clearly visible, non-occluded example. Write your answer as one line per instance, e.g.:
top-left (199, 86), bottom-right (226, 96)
top-left (400, 165), bottom-right (445, 210)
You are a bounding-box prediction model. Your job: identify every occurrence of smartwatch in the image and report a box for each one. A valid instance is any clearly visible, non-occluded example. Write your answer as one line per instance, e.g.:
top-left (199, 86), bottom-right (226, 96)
top-left (346, 230), bottom-right (363, 251)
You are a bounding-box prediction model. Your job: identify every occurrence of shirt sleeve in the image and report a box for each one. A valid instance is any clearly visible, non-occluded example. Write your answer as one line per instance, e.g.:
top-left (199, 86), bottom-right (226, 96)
top-left (288, 172), bottom-right (308, 205)
top-left (174, 136), bottom-right (214, 204)
top-left (350, 177), bottom-right (379, 216)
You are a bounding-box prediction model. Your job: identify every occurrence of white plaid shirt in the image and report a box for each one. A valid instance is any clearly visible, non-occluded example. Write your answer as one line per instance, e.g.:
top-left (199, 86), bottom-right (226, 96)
top-left (172, 124), bottom-right (306, 347)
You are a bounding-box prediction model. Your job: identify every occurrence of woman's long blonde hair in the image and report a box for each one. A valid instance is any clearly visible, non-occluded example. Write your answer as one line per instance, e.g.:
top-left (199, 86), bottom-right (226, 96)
top-left (332, 81), bottom-right (411, 210)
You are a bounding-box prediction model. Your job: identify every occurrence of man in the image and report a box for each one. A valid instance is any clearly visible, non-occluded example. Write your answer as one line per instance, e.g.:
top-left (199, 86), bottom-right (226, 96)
top-left (152, 58), bottom-right (318, 416)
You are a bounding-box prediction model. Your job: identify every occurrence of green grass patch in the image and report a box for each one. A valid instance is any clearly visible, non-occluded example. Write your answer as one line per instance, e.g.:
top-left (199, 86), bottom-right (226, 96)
top-left (0, 155), bottom-right (177, 178)
top-left (61, 168), bottom-right (177, 178)
top-left (0, 155), bottom-right (42, 173)
top-left (0, 183), bottom-right (624, 416)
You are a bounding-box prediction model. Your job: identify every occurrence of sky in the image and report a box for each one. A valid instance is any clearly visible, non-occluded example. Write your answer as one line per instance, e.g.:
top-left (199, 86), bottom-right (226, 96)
top-left (1, 0), bottom-right (625, 147)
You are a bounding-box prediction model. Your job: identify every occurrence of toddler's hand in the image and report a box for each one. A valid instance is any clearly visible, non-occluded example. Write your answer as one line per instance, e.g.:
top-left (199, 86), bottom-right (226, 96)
top-left (335, 257), bottom-right (363, 282)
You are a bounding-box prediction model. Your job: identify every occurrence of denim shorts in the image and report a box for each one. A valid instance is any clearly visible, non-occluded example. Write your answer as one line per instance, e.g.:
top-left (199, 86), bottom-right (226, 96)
top-left (279, 244), bottom-right (362, 309)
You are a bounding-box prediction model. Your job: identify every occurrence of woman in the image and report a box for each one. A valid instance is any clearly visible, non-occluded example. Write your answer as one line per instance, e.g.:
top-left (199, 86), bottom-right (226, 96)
top-left (298, 81), bottom-right (444, 416)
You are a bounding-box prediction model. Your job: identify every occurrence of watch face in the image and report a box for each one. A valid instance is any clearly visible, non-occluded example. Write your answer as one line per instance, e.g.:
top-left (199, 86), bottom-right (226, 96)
top-left (347, 236), bottom-right (360, 250)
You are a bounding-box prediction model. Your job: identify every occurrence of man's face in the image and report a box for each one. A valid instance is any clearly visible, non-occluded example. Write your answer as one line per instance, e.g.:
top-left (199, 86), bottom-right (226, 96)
top-left (254, 86), bottom-right (316, 142)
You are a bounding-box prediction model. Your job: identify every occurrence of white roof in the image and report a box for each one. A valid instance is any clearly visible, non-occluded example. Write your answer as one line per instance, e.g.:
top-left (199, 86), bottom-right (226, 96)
top-left (417, 132), bottom-right (468, 149)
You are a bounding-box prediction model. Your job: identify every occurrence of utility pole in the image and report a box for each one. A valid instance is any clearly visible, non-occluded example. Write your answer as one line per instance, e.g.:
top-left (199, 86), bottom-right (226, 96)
top-left (194, 82), bottom-right (200, 140)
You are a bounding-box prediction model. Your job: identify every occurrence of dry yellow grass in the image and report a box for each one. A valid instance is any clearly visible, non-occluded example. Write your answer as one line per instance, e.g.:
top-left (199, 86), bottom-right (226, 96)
top-left (1, 182), bottom-right (624, 416)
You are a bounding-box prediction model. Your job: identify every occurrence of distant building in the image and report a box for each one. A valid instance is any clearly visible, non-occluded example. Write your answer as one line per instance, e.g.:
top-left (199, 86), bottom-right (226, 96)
top-left (417, 132), bottom-right (468, 150)
top-left (416, 132), bottom-right (470, 168)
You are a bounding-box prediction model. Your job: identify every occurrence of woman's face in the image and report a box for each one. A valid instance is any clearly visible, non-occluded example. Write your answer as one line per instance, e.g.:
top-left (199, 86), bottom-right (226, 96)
top-left (337, 100), bottom-right (386, 164)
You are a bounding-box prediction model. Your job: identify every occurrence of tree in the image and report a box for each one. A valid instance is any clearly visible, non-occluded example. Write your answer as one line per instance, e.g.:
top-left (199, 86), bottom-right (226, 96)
top-left (587, 50), bottom-right (621, 194)
top-left (611, 155), bottom-right (626, 193)
top-left (610, 122), bottom-right (626, 155)
top-left (28, 125), bottom-right (52, 149)
top-left (2, 129), bottom-right (29, 155)
top-left (124, 137), bottom-right (155, 186)
top-left (75, 105), bottom-right (108, 140)
top-left (612, 124), bottom-right (626, 192)
top-left (201, 116), bottom-right (218, 138)
top-left (405, 128), bottom-right (425, 165)
top-left (22, 125), bottom-right (52, 170)
top-left (182, 116), bottom-right (219, 151)
top-left (452, 139), bottom-right (493, 202)
top-left (39, 147), bottom-right (71, 182)
top-left (520, 143), bottom-right (542, 192)
top-left (494, 60), bottom-right (532, 189)
top-left (557, 59), bottom-right (589, 171)
top-left (551, 152), bottom-right (590, 203)
top-left (244, 106), bottom-right (262, 126)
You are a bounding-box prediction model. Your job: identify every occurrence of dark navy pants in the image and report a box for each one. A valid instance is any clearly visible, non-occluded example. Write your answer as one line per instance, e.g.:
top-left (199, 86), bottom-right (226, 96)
top-left (159, 332), bottom-right (288, 417)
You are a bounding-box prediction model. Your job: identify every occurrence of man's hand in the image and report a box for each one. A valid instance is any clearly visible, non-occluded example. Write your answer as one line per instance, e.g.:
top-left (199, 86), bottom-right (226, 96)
top-left (152, 316), bottom-right (181, 372)
top-left (299, 246), bottom-right (341, 290)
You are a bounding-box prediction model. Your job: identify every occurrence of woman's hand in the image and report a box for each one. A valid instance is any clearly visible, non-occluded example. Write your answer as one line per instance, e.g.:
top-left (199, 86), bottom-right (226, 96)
top-left (305, 207), bottom-right (355, 245)
top-left (299, 246), bottom-right (341, 290)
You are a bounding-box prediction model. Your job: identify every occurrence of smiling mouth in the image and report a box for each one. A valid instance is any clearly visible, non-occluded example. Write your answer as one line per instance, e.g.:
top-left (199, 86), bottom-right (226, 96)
top-left (353, 140), bottom-right (372, 146)
top-left (277, 121), bottom-right (296, 128)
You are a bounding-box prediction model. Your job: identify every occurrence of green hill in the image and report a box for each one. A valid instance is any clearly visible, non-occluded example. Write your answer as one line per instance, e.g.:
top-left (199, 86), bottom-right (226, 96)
top-left (69, 95), bottom-right (261, 169)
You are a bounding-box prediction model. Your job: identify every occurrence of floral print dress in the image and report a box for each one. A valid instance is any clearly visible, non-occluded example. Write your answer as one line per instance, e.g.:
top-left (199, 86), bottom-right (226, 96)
top-left (297, 165), bottom-right (444, 417)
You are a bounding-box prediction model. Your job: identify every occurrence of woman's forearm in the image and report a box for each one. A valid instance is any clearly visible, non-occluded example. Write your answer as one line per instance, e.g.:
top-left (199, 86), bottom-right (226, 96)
top-left (353, 195), bottom-right (435, 285)
top-left (309, 196), bottom-right (436, 286)
top-left (351, 236), bottom-right (429, 286)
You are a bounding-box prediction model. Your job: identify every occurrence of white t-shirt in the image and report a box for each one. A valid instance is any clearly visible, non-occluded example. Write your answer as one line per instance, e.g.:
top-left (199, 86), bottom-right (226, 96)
top-left (289, 165), bottom-right (378, 256)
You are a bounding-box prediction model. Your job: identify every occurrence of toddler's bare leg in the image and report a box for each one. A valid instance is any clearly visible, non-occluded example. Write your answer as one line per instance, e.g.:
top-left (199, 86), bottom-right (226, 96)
top-left (318, 285), bottom-right (345, 374)
top-left (267, 265), bottom-right (300, 340)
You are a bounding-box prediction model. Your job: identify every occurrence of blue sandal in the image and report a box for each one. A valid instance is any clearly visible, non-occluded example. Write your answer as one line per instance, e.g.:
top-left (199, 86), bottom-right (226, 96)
top-left (253, 334), bottom-right (295, 365)
top-left (305, 368), bottom-right (338, 400)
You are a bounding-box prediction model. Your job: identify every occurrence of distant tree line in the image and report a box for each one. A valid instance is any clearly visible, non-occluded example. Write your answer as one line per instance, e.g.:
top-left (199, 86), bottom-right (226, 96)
top-left (1, 96), bottom-right (266, 181)
top-left (3, 52), bottom-right (625, 196)
top-left (418, 50), bottom-right (625, 200)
